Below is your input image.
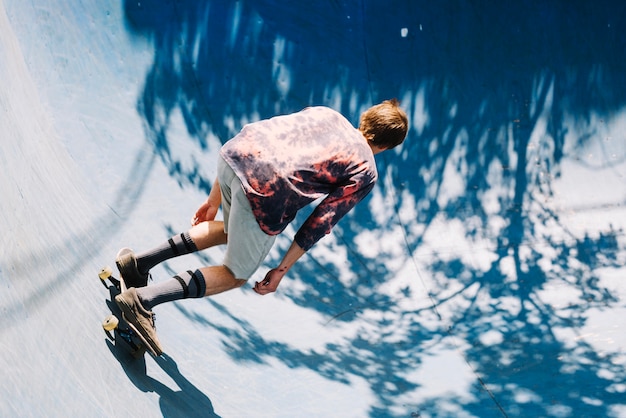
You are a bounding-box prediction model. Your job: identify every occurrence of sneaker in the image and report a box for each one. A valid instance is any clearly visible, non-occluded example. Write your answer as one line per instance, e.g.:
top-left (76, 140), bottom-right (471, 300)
top-left (115, 248), bottom-right (149, 288)
top-left (115, 288), bottom-right (163, 356)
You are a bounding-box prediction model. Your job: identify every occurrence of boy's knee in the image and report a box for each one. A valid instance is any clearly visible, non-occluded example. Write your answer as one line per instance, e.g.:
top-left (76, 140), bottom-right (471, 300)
top-left (233, 278), bottom-right (247, 288)
top-left (222, 264), bottom-right (247, 288)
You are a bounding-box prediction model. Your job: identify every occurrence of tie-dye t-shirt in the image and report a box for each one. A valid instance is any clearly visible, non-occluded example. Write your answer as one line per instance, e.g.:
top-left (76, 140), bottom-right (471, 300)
top-left (220, 106), bottom-right (377, 251)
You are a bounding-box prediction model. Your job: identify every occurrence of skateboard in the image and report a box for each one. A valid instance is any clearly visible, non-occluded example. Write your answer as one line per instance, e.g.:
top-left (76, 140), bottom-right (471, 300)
top-left (99, 266), bottom-right (154, 358)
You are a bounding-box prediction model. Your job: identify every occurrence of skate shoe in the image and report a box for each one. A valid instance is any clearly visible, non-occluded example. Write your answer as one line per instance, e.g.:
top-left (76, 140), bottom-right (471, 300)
top-left (115, 288), bottom-right (163, 356)
top-left (115, 247), bottom-right (149, 288)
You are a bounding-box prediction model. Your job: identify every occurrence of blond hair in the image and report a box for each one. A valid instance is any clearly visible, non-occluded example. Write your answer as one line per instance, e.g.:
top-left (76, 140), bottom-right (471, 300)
top-left (359, 99), bottom-right (408, 149)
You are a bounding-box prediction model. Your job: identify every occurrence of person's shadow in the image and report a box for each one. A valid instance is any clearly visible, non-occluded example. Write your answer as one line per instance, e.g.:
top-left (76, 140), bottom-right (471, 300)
top-left (105, 340), bottom-right (220, 418)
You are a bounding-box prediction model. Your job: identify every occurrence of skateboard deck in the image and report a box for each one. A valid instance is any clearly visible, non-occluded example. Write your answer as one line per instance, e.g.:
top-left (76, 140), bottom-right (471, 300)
top-left (99, 266), bottom-right (157, 357)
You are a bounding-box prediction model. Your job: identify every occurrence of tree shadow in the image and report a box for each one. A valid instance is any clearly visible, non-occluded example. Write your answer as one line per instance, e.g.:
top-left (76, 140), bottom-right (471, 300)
top-left (124, 1), bottom-right (626, 416)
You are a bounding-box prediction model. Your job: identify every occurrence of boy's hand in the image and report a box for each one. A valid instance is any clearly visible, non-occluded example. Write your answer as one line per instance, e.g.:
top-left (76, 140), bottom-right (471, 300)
top-left (254, 268), bottom-right (284, 295)
top-left (192, 199), bottom-right (219, 225)
top-left (192, 180), bottom-right (222, 225)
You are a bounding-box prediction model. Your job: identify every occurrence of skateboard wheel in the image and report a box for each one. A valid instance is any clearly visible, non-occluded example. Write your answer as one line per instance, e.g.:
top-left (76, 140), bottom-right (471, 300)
top-left (98, 266), bottom-right (113, 281)
top-left (102, 314), bottom-right (119, 331)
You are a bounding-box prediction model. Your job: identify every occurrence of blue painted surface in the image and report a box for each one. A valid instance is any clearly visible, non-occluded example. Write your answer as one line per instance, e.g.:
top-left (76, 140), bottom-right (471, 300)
top-left (1, 1), bottom-right (625, 417)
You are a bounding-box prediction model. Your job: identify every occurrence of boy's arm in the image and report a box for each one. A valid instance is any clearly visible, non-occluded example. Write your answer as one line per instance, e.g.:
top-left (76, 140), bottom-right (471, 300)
top-left (192, 179), bottom-right (222, 225)
top-left (253, 240), bottom-right (305, 295)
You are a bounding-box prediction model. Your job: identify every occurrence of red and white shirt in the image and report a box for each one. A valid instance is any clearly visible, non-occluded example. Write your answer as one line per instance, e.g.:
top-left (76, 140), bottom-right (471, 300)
top-left (221, 106), bottom-right (377, 251)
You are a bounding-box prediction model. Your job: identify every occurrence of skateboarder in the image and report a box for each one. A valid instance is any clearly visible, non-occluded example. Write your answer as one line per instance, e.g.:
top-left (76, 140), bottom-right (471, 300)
top-left (115, 100), bottom-right (409, 355)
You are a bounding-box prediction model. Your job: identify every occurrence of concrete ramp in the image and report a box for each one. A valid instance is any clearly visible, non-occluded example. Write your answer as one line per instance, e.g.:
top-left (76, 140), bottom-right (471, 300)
top-left (1, 1), bottom-right (625, 417)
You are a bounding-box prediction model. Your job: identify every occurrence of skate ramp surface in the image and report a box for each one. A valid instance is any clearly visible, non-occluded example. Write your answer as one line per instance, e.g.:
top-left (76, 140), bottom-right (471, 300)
top-left (1, 1), bottom-right (626, 417)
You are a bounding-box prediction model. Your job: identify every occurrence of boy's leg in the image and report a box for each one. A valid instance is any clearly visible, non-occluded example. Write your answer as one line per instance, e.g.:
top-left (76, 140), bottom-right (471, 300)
top-left (188, 220), bottom-right (228, 250)
top-left (116, 221), bottom-right (227, 288)
top-left (134, 231), bottom-right (197, 274)
top-left (115, 265), bottom-right (244, 355)
top-left (136, 221), bottom-right (227, 272)
top-left (133, 266), bottom-right (245, 311)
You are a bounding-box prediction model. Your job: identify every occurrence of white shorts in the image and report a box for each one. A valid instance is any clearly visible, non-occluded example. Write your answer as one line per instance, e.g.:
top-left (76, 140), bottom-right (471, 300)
top-left (217, 155), bottom-right (276, 279)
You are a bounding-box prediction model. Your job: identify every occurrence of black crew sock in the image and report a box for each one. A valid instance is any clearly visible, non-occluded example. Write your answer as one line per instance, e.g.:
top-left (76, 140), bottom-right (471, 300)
top-left (135, 232), bottom-right (198, 275)
top-left (136, 269), bottom-right (207, 310)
